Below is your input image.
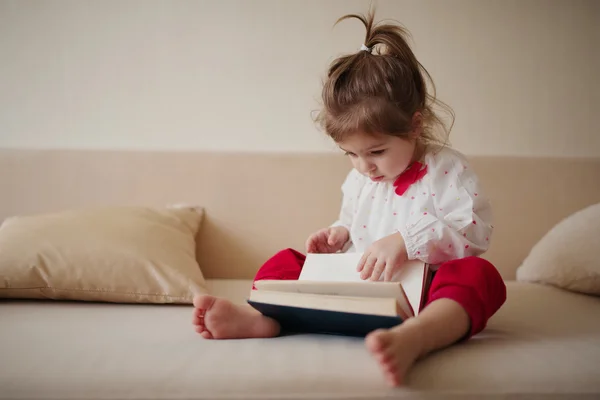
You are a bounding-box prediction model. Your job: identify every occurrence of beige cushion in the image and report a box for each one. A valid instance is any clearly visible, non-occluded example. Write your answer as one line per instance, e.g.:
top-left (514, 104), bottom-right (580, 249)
top-left (516, 202), bottom-right (600, 295)
top-left (2, 281), bottom-right (600, 399)
top-left (0, 206), bottom-right (207, 303)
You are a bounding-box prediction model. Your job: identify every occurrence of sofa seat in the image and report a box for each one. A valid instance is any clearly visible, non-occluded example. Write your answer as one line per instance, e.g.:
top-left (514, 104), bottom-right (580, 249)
top-left (1, 280), bottom-right (599, 400)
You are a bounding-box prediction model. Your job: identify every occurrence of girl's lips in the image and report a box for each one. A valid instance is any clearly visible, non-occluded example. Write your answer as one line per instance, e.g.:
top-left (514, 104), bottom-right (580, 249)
top-left (370, 176), bottom-right (384, 182)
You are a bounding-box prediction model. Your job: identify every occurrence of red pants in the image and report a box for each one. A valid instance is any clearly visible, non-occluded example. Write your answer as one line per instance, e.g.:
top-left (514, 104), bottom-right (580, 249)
top-left (253, 248), bottom-right (507, 338)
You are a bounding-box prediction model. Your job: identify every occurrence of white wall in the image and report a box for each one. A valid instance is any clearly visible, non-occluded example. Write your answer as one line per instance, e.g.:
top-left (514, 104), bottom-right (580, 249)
top-left (0, 0), bottom-right (598, 157)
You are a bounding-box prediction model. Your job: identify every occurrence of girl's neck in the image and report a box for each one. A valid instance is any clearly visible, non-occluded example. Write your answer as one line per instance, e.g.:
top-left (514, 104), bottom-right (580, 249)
top-left (411, 140), bottom-right (427, 165)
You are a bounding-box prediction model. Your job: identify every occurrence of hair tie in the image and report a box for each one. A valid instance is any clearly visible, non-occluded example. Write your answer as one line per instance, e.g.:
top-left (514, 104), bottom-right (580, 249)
top-left (360, 44), bottom-right (372, 53)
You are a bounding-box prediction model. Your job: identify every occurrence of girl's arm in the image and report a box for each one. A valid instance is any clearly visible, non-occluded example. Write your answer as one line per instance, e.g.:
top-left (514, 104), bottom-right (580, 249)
top-left (398, 153), bottom-right (493, 265)
top-left (329, 169), bottom-right (361, 232)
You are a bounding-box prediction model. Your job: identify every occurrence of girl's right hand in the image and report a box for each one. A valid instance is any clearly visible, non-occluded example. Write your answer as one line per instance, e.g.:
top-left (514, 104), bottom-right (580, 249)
top-left (305, 226), bottom-right (350, 253)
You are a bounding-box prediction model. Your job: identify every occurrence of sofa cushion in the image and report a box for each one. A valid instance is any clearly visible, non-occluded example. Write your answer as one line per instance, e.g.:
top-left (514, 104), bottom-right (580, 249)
top-left (516, 202), bottom-right (600, 296)
top-left (0, 205), bottom-right (207, 303)
top-left (1, 280), bottom-right (599, 399)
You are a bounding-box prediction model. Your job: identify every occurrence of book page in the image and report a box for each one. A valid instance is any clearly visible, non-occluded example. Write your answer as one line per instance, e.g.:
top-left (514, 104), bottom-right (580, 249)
top-left (249, 290), bottom-right (401, 317)
top-left (254, 280), bottom-right (413, 318)
top-left (298, 253), bottom-right (365, 282)
top-left (255, 280), bottom-right (401, 298)
top-left (296, 252), bottom-right (427, 315)
top-left (389, 262), bottom-right (427, 316)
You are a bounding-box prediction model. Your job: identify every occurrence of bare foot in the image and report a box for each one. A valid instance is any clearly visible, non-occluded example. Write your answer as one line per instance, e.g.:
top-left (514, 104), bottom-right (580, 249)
top-left (192, 295), bottom-right (280, 339)
top-left (365, 319), bottom-right (424, 387)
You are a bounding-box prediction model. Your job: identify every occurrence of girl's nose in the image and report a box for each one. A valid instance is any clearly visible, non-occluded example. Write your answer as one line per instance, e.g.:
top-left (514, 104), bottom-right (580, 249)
top-left (360, 159), bottom-right (376, 174)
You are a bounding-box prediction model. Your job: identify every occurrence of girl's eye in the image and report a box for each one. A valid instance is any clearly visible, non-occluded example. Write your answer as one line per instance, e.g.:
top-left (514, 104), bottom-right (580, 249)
top-left (344, 152), bottom-right (357, 157)
top-left (370, 149), bottom-right (386, 155)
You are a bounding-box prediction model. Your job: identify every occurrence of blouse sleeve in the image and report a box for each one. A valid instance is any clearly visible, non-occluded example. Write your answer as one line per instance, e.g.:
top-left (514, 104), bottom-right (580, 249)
top-left (330, 169), bottom-right (362, 232)
top-left (397, 151), bottom-right (494, 265)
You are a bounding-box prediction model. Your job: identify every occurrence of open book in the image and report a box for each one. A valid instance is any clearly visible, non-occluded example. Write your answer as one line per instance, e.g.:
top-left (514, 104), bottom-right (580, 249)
top-left (247, 252), bottom-right (434, 337)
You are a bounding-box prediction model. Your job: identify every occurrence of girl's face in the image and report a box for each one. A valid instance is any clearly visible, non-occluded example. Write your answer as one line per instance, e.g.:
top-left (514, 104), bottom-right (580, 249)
top-left (337, 132), bottom-right (418, 183)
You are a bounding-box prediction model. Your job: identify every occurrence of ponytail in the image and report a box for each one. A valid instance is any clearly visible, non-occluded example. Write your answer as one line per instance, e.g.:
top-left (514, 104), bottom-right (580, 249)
top-left (317, 8), bottom-right (454, 147)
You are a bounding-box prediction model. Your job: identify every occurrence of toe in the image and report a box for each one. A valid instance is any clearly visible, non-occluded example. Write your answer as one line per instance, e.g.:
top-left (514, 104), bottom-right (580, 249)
top-left (194, 307), bottom-right (205, 317)
top-left (200, 330), bottom-right (213, 339)
top-left (386, 371), bottom-right (402, 387)
top-left (193, 294), bottom-right (206, 309)
top-left (377, 349), bottom-right (396, 365)
top-left (193, 295), bottom-right (216, 311)
top-left (365, 329), bottom-right (389, 354)
top-left (381, 356), bottom-right (398, 374)
top-left (192, 314), bottom-right (203, 326)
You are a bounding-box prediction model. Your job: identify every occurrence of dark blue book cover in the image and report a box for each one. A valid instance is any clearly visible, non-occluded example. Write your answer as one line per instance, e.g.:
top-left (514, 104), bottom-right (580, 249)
top-left (247, 300), bottom-right (404, 337)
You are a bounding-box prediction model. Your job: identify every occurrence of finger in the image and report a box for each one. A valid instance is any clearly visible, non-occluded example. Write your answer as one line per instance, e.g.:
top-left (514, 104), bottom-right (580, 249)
top-left (357, 252), bottom-right (369, 272)
top-left (306, 234), bottom-right (319, 253)
top-left (384, 264), bottom-right (394, 282)
top-left (329, 228), bottom-right (344, 246)
top-left (370, 259), bottom-right (386, 281)
top-left (305, 237), bottom-right (313, 253)
top-left (319, 241), bottom-right (329, 253)
top-left (327, 229), bottom-right (337, 246)
top-left (360, 255), bottom-right (378, 280)
top-left (317, 233), bottom-right (329, 254)
top-left (317, 232), bottom-right (328, 253)
top-left (384, 259), bottom-right (399, 282)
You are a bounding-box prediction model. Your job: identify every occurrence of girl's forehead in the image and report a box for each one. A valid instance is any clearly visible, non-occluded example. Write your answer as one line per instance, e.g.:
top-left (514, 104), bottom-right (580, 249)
top-left (338, 132), bottom-right (392, 149)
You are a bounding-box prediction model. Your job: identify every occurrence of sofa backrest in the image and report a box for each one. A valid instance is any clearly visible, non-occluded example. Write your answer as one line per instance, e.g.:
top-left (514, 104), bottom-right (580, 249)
top-left (1, 149), bottom-right (599, 280)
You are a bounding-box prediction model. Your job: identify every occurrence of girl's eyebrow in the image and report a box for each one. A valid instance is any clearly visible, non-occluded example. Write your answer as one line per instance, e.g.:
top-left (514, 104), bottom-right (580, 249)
top-left (339, 143), bottom-right (387, 153)
top-left (365, 143), bottom-right (387, 150)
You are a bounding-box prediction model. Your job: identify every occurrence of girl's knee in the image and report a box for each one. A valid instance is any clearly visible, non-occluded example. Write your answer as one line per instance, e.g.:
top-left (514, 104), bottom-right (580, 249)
top-left (440, 256), bottom-right (505, 288)
top-left (431, 256), bottom-right (507, 336)
top-left (252, 248), bottom-right (306, 287)
top-left (464, 257), bottom-right (507, 299)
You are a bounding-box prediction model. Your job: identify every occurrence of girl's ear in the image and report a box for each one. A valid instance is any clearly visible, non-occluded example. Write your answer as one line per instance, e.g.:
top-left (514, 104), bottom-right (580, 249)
top-left (410, 111), bottom-right (423, 138)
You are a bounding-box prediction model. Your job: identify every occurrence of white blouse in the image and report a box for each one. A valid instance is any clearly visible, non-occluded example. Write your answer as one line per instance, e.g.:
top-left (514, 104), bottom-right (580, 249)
top-left (330, 145), bottom-right (493, 265)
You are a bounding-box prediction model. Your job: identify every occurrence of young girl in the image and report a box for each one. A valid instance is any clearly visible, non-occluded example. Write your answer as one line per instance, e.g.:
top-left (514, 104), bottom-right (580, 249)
top-left (192, 9), bottom-right (506, 387)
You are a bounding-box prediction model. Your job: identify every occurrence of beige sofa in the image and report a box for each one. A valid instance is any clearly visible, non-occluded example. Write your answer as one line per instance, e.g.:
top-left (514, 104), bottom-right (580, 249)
top-left (1, 149), bottom-right (600, 399)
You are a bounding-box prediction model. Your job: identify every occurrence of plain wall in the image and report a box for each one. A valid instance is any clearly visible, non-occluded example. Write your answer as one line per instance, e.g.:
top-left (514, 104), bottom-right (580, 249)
top-left (0, 0), bottom-right (598, 156)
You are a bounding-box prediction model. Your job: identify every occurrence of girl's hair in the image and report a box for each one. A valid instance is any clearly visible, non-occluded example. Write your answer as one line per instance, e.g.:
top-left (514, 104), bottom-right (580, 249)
top-left (316, 8), bottom-right (454, 147)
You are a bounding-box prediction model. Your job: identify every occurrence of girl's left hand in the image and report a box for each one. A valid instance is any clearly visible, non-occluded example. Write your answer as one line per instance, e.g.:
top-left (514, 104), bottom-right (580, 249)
top-left (357, 232), bottom-right (408, 281)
